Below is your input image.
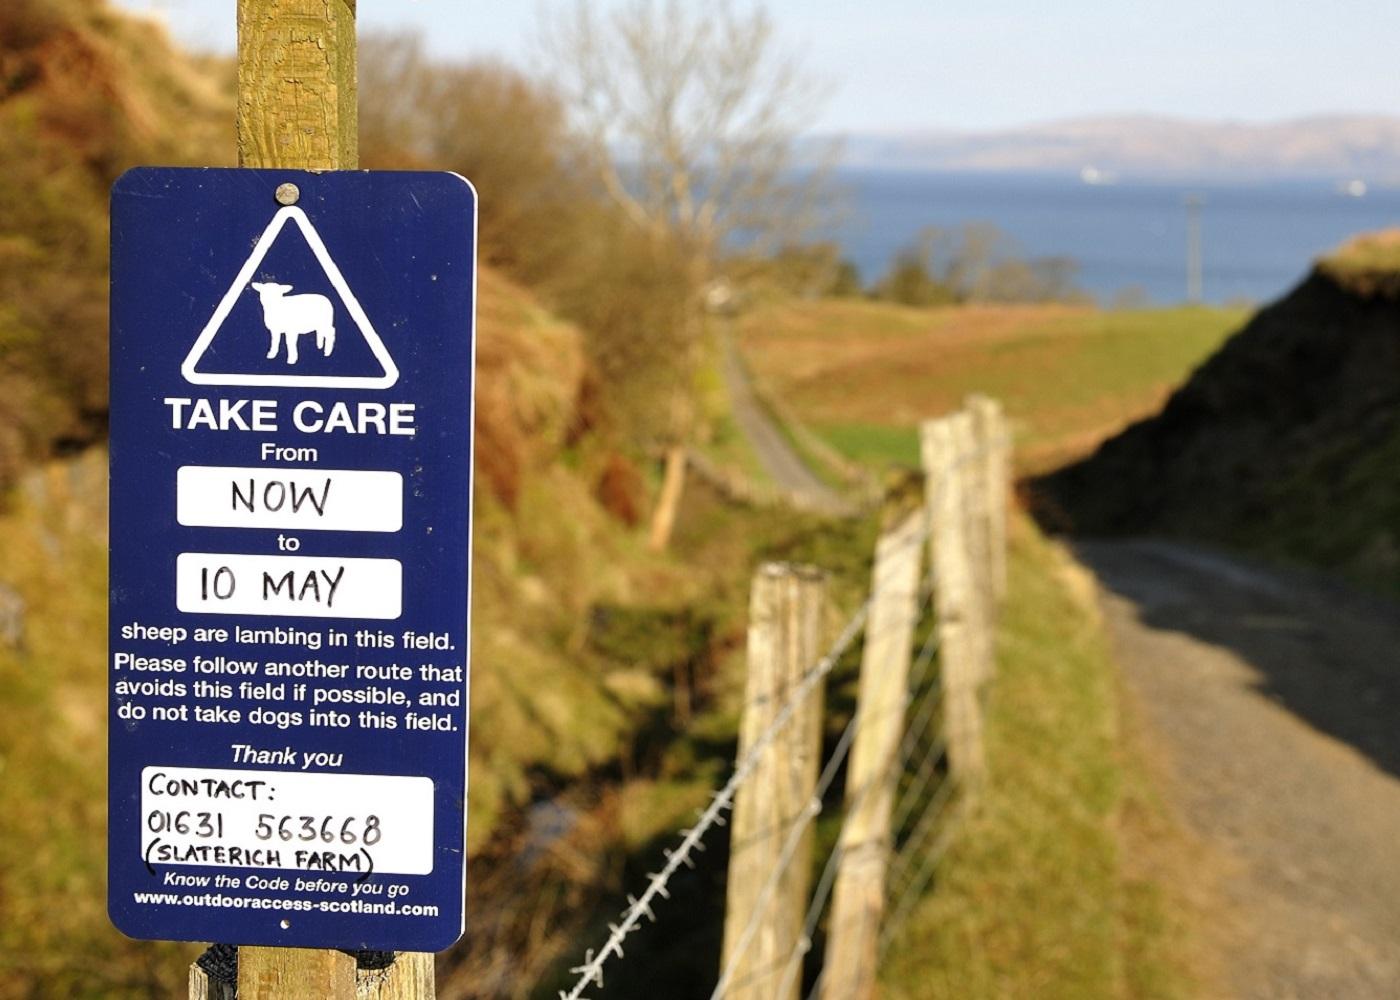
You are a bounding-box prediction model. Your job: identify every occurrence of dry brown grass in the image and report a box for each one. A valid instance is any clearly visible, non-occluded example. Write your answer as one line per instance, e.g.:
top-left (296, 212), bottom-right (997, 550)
top-left (474, 267), bottom-right (588, 508)
top-left (0, 0), bottom-right (232, 490)
top-left (1319, 228), bottom-right (1400, 297)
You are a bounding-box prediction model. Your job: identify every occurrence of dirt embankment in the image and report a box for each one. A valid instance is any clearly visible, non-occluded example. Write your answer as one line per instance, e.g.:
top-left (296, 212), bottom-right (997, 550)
top-left (1032, 266), bottom-right (1400, 591)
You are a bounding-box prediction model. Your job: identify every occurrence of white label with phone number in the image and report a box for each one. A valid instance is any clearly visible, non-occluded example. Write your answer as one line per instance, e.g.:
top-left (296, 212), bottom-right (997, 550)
top-left (140, 766), bottom-right (433, 876)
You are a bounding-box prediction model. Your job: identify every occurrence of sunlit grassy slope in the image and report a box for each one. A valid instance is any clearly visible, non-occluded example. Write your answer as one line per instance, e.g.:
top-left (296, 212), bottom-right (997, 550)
top-left (1319, 228), bottom-right (1400, 295)
top-left (0, 0), bottom-right (233, 484)
top-left (0, 452), bottom-right (193, 996)
top-left (737, 299), bottom-right (1246, 473)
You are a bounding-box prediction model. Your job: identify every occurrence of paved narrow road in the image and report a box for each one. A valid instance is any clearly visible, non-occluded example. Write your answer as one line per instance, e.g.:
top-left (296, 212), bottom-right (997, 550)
top-left (1077, 540), bottom-right (1400, 999)
top-left (718, 331), bottom-right (847, 513)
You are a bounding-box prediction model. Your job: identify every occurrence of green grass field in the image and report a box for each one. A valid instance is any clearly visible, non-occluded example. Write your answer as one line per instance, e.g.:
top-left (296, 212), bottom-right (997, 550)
top-left (738, 299), bottom-right (1247, 473)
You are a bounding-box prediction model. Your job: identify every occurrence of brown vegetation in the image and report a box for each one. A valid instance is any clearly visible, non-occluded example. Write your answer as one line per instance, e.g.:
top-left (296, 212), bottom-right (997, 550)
top-left (1318, 228), bottom-right (1400, 298)
top-left (596, 452), bottom-right (646, 526)
top-left (473, 267), bottom-right (588, 509)
top-left (360, 35), bottom-right (592, 290)
top-left (0, 0), bottom-right (231, 489)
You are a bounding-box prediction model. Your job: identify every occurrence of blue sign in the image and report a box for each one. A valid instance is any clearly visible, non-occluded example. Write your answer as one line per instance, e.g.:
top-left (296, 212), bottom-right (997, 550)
top-left (107, 168), bottom-right (475, 952)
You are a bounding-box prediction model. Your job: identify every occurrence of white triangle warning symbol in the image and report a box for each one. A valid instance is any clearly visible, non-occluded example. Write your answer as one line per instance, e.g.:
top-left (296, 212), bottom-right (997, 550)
top-left (181, 206), bottom-right (400, 389)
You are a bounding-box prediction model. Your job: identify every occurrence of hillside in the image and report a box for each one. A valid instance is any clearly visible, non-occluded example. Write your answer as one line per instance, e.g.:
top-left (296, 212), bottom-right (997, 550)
top-left (0, 0), bottom-right (232, 486)
top-left (834, 114), bottom-right (1400, 180)
top-left (1033, 242), bottom-right (1400, 593)
top-left (0, 263), bottom-right (748, 995)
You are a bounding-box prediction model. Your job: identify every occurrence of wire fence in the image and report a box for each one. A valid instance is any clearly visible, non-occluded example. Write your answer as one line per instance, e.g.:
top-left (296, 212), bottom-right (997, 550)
top-left (558, 603), bottom-right (875, 1000)
top-left (559, 400), bottom-right (1010, 1000)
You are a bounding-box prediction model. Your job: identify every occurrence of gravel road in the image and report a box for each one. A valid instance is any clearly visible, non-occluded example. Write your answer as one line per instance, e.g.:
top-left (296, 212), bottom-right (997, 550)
top-left (719, 330), bottom-right (847, 512)
top-left (1077, 539), bottom-right (1400, 999)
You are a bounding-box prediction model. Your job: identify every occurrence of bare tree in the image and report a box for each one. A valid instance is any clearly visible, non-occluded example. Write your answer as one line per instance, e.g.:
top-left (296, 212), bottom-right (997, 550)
top-left (543, 0), bottom-right (832, 549)
top-left (360, 34), bottom-right (595, 285)
top-left (542, 0), bottom-right (831, 279)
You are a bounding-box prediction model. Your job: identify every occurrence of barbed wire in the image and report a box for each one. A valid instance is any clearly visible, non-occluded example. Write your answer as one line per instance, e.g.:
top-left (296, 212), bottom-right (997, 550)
top-left (890, 725), bottom-right (951, 836)
top-left (771, 604), bottom-right (947, 999)
top-left (711, 584), bottom-right (935, 999)
top-left (879, 794), bottom-right (967, 954)
top-left (558, 428), bottom-right (1004, 999)
top-left (888, 764), bottom-right (957, 889)
top-left (557, 592), bottom-right (878, 999)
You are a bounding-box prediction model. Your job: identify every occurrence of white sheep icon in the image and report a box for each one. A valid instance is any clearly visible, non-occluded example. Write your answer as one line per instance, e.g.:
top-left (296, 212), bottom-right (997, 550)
top-left (249, 281), bottom-right (336, 365)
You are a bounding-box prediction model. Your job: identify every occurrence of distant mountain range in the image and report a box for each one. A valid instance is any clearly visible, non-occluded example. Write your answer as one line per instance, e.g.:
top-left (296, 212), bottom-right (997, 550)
top-left (828, 115), bottom-right (1400, 181)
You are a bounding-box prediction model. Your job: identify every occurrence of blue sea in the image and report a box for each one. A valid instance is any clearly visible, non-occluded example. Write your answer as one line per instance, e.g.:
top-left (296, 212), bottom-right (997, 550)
top-left (831, 170), bottom-right (1400, 305)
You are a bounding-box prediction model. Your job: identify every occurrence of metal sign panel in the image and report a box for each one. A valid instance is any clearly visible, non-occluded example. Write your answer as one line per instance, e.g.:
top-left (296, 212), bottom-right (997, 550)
top-left (107, 167), bottom-right (475, 952)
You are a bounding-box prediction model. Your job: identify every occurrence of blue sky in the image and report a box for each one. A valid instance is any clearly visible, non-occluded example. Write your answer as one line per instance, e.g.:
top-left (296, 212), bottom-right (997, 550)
top-left (115, 0), bottom-right (1400, 133)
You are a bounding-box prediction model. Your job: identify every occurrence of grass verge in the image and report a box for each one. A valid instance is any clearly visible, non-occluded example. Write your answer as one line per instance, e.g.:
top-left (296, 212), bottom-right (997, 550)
top-left (880, 515), bottom-right (1202, 1000)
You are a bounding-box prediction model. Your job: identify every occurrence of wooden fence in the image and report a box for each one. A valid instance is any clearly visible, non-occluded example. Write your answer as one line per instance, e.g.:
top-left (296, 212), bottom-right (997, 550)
top-left (563, 395), bottom-right (1012, 1000)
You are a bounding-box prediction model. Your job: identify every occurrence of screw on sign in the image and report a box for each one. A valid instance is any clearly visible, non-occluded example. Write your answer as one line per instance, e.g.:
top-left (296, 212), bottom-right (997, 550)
top-left (108, 166), bottom-right (476, 960)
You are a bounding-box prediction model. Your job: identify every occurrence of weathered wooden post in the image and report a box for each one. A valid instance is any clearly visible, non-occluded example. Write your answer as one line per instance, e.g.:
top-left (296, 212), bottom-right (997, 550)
top-left (648, 446), bottom-right (688, 551)
top-left (821, 507), bottom-right (923, 1000)
top-left (721, 563), bottom-right (828, 1000)
top-left (958, 403), bottom-right (995, 686)
top-left (235, 1), bottom-right (359, 996)
top-left (236, 0), bottom-right (358, 170)
top-left (966, 394), bottom-right (1009, 605)
top-left (920, 415), bottom-right (986, 788)
top-left (185, 4), bottom-right (430, 997)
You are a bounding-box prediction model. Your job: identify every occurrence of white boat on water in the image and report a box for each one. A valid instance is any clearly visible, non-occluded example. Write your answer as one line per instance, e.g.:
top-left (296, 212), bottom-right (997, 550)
top-left (1080, 165), bottom-right (1119, 186)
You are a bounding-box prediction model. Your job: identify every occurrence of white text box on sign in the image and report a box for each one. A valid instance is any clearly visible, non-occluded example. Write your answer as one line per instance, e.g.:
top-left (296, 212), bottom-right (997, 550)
top-left (177, 466), bottom-right (403, 532)
top-left (140, 766), bottom-right (434, 876)
top-left (176, 553), bottom-right (403, 619)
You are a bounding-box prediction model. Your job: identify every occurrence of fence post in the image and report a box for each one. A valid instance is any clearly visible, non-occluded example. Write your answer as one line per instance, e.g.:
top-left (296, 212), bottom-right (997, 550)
top-left (958, 402), bottom-right (994, 686)
top-left (966, 395), bottom-right (1009, 605)
top-left (236, 951), bottom-right (357, 1000)
top-left (721, 563), bottom-right (828, 1000)
top-left (821, 509), bottom-right (924, 1000)
top-left (920, 415), bottom-right (986, 788)
top-left (649, 445), bottom-right (689, 551)
top-left (189, 964), bottom-right (235, 1000)
top-left (358, 955), bottom-right (437, 999)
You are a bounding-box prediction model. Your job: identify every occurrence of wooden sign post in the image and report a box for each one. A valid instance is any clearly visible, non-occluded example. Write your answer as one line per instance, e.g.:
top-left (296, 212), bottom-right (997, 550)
top-left (187, 4), bottom-right (432, 997)
top-left (236, 0), bottom-right (358, 171)
top-left (237, 1), bottom-right (361, 995)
